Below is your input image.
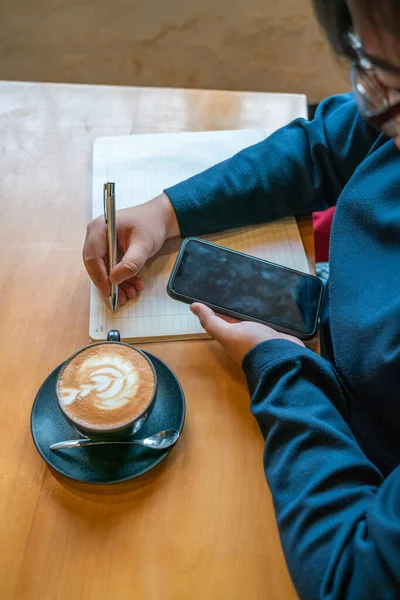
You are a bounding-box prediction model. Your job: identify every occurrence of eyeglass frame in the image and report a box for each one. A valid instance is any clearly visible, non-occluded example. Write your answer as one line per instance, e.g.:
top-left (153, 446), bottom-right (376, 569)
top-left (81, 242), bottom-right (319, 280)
top-left (348, 31), bottom-right (400, 133)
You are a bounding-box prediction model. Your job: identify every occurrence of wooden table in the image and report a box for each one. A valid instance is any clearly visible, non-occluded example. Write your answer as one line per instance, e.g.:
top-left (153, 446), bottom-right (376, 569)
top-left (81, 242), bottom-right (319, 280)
top-left (0, 82), bottom-right (313, 600)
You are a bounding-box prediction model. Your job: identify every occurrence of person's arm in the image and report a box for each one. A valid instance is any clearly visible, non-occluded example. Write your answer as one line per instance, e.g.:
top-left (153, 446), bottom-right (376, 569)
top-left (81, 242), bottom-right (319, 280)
top-left (83, 93), bottom-right (378, 300)
top-left (243, 339), bottom-right (399, 600)
top-left (165, 93), bottom-right (379, 237)
top-left (190, 303), bottom-right (399, 598)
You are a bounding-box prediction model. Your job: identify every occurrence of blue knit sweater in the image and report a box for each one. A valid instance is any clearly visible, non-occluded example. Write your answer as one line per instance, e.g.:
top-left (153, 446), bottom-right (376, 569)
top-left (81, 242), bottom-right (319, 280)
top-left (165, 93), bottom-right (400, 600)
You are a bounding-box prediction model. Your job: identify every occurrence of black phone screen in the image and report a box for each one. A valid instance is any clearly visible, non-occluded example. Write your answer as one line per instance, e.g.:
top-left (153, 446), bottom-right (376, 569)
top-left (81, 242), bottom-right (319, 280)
top-left (171, 239), bottom-right (323, 336)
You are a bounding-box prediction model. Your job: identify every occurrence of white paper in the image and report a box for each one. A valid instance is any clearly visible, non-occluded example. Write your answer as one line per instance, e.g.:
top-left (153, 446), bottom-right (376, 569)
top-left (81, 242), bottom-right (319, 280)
top-left (90, 130), bottom-right (310, 342)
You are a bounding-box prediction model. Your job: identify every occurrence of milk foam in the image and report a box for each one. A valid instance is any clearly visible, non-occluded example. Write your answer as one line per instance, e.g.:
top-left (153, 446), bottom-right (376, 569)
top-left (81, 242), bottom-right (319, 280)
top-left (58, 343), bottom-right (155, 430)
top-left (59, 354), bottom-right (139, 411)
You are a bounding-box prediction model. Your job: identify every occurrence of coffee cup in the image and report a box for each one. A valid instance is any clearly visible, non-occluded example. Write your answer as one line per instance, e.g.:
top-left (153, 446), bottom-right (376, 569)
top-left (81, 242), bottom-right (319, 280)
top-left (55, 330), bottom-right (157, 439)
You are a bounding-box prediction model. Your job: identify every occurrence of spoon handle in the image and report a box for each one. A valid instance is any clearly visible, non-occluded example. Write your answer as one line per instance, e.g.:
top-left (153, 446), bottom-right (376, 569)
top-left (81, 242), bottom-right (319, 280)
top-left (50, 439), bottom-right (142, 450)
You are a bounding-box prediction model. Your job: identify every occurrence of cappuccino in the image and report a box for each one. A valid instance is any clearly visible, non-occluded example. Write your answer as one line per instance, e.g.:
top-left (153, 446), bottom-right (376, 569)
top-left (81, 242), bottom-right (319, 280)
top-left (57, 343), bottom-right (156, 432)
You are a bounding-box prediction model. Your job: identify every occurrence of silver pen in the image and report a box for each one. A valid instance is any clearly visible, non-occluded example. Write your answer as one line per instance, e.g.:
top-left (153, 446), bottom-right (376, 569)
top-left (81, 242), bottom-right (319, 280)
top-left (103, 182), bottom-right (118, 312)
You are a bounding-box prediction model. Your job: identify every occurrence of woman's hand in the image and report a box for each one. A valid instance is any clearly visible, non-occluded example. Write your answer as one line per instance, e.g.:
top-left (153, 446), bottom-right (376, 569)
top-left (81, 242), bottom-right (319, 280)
top-left (190, 303), bottom-right (305, 365)
top-left (83, 193), bottom-right (179, 306)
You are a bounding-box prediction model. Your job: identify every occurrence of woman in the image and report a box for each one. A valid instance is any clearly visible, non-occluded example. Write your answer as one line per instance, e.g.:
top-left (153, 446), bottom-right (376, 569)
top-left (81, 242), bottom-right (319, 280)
top-left (83, 1), bottom-right (400, 597)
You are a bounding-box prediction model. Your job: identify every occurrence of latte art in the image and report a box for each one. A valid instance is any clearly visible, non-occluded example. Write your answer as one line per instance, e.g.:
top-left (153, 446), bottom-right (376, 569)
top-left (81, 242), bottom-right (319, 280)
top-left (60, 356), bottom-right (139, 410)
top-left (57, 344), bottom-right (156, 431)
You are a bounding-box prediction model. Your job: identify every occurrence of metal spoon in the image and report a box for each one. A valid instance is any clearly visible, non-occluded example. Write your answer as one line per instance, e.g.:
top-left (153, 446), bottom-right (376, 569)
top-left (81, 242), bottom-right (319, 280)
top-left (50, 429), bottom-right (180, 451)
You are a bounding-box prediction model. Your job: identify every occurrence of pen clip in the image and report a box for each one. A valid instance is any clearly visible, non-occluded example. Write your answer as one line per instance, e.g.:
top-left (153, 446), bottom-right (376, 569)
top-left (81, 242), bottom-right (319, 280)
top-left (103, 183), bottom-right (108, 224)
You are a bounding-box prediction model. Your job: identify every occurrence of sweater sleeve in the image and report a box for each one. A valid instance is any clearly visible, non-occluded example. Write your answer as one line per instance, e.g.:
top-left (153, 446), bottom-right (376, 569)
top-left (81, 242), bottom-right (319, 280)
top-left (165, 93), bottom-right (379, 237)
top-left (243, 339), bottom-right (400, 600)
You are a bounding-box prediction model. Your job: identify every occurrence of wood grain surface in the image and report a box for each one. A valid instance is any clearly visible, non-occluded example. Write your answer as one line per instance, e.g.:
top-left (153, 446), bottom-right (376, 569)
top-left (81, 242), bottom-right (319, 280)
top-left (0, 82), bottom-right (313, 600)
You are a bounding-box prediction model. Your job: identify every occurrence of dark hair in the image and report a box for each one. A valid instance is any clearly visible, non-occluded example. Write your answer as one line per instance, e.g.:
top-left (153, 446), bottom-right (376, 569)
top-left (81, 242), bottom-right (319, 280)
top-left (312, 0), bottom-right (398, 57)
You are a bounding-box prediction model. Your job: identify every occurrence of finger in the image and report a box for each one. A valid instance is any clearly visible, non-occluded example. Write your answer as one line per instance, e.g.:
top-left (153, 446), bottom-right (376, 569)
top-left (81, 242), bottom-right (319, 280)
top-left (110, 241), bottom-right (148, 285)
top-left (85, 258), bottom-right (110, 297)
top-left (119, 281), bottom-right (138, 300)
top-left (116, 275), bottom-right (145, 291)
top-left (190, 303), bottom-right (231, 340)
top-left (133, 277), bottom-right (145, 291)
top-left (83, 219), bottom-right (110, 297)
top-left (118, 287), bottom-right (128, 306)
top-left (217, 314), bottom-right (240, 324)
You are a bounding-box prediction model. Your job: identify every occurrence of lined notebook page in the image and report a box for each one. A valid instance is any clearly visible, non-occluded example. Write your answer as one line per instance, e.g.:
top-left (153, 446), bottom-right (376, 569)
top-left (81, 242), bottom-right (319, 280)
top-left (90, 130), bottom-right (310, 342)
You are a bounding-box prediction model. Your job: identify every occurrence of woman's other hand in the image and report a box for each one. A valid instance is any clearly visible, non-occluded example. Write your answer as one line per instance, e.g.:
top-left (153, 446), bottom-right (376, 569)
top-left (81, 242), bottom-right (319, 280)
top-left (190, 303), bottom-right (304, 365)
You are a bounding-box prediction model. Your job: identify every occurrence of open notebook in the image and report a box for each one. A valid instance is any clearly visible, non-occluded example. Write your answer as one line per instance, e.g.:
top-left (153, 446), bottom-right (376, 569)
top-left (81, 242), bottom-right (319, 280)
top-left (90, 129), bottom-right (310, 343)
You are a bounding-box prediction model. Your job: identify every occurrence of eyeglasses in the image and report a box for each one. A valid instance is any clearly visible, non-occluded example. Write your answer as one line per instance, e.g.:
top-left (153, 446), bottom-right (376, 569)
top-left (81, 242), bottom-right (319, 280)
top-left (348, 31), bottom-right (400, 137)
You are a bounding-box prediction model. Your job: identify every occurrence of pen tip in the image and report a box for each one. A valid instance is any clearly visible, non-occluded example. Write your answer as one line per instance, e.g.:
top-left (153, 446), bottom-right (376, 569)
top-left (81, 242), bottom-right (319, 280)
top-left (111, 294), bottom-right (118, 312)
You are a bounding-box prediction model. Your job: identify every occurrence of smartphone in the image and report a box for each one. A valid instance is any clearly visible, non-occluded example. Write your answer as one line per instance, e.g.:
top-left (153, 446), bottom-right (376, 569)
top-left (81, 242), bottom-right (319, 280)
top-left (167, 238), bottom-right (324, 340)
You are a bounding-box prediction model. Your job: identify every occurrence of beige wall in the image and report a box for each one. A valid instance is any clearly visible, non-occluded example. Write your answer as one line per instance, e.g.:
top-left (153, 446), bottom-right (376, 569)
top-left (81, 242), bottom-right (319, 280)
top-left (0, 0), bottom-right (350, 103)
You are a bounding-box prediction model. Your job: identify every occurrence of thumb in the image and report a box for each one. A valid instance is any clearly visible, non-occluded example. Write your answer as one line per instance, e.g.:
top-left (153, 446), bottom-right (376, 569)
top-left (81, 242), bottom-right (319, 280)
top-left (190, 303), bottom-right (231, 340)
top-left (110, 243), bottom-right (148, 285)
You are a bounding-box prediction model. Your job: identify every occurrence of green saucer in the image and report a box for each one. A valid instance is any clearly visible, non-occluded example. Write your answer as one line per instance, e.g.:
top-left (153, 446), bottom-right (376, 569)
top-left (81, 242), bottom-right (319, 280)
top-left (31, 351), bottom-right (185, 484)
